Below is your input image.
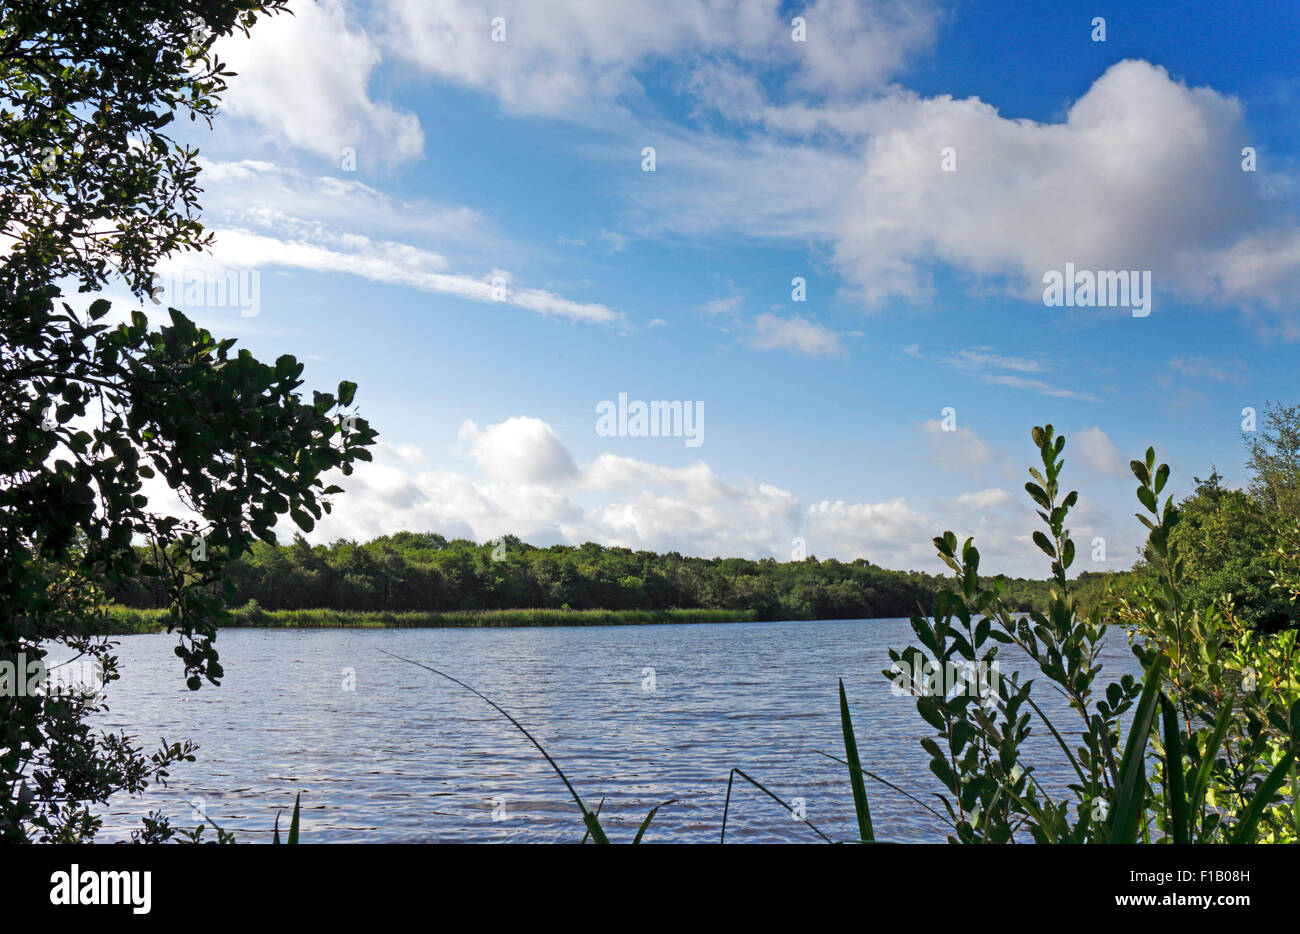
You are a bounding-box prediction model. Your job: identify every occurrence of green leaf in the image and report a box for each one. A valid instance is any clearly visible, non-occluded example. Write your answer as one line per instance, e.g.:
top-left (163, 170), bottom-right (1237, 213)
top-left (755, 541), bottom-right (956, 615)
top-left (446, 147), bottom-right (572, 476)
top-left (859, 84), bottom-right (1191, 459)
top-left (287, 792), bottom-right (300, 844)
top-left (337, 380), bottom-right (357, 407)
top-left (839, 679), bottom-right (874, 843)
top-left (1159, 694), bottom-right (1188, 845)
top-left (1229, 752), bottom-right (1298, 843)
top-left (1109, 656), bottom-right (1167, 843)
top-left (1153, 463), bottom-right (1169, 495)
top-left (632, 800), bottom-right (674, 844)
top-left (1189, 696), bottom-right (1233, 826)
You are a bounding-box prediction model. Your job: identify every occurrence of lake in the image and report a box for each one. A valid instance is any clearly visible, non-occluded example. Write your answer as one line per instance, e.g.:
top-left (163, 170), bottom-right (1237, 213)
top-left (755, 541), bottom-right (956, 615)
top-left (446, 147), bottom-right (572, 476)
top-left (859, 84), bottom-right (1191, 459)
top-left (82, 619), bottom-right (1141, 843)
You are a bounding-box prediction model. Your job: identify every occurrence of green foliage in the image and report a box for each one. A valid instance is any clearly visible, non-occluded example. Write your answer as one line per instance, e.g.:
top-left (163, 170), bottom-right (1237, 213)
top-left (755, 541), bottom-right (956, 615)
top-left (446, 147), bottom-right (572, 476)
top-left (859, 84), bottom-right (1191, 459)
top-left (103, 605), bottom-right (755, 631)
top-left (873, 426), bottom-right (1297, 843)
top-left (107, 531), bottom-right (1088, 622)
top-left (0, 1), bottom-right (376, 841)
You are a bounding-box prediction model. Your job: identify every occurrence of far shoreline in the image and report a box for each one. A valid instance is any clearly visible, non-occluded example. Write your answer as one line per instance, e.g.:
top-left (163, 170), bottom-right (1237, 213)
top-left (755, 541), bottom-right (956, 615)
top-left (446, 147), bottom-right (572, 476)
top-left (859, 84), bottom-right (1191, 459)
top-left (98, 605), bottom-right (769, 634)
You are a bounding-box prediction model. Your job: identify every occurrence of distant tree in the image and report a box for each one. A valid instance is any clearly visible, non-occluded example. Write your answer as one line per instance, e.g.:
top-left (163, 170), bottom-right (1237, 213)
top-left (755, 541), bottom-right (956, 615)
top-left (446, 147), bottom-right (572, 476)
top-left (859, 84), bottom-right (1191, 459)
top-left (1246, 403), bottom-right (1300, 517)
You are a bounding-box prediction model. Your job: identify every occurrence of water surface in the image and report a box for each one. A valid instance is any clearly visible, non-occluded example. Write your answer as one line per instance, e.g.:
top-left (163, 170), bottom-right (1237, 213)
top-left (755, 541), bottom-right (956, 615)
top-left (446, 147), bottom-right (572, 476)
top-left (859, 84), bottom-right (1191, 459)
top-left (83, 619), bottom-right (1140, 843)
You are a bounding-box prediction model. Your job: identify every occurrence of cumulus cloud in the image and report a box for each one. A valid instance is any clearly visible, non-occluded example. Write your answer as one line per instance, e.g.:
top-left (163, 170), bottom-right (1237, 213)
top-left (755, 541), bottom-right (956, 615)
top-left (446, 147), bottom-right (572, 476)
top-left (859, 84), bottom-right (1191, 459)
top-left (378, 0), bottom-right (941, 117)
top-left (1073, 426), bottom-right (1126, 477)
top-left (216, 0), bottom-right (423, 165)
top-left (309, 425), bottom-right (803, 560)
top-left (275, 416), bottom-right (1138, 576)
top-left (748, 313), bottom-right (844, 356)
top-left (459, 417), bottom-right (579, 484)
top-left (804, 497), bottom-right (934, 568)
top-left (628, 59), bottom-right (1300, 329)
top-left (920, 419), bottom-right (995, 475)
top-left (834, 60), bottom-right (1298, 312)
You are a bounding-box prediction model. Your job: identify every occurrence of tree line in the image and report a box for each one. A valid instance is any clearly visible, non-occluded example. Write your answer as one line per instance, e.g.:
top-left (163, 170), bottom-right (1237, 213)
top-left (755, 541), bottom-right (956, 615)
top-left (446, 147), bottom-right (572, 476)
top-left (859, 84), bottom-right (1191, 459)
top-left (110, 531), bottom-right (1075, 620)
top-left (107, 402), bottom-right (1300, 631)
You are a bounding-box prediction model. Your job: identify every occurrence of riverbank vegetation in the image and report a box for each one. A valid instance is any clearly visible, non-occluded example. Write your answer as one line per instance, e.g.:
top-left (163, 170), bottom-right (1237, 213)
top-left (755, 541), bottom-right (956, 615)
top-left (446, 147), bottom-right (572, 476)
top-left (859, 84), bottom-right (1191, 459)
top-left (98, 405), bottom-right (1300, 635)
top-left (102, 605), bottom-right (755, 633)
top-left (104, 531), bottom-right (1120, 624)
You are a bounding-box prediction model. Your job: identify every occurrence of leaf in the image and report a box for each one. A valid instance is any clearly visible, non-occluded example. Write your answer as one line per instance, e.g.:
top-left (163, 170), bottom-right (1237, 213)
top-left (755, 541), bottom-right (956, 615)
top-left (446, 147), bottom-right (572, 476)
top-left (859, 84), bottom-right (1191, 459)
top-left (720, 768), bottom-right (834, 843)
top-left (378, 651), bottom-right (609, 842)
top-left (1159, 694), bottom-right (1188, 845)
top-left (286, 792), bottom-right (300, 844)
top-left (1153, 463), bottom-right (1170, 495)
top-left (1109, 656), bottom-right (1167, 843)
top-left (1189, 696), bottom-right (1233, 826)
top-left (839, 679), bottom-right (874, 843)
top-left (1229, 752), bottom-right (1298, 843)
top-left (337, 380), bottom-right (357, 407)
top-left (632, 799), bottom-right (675, 844)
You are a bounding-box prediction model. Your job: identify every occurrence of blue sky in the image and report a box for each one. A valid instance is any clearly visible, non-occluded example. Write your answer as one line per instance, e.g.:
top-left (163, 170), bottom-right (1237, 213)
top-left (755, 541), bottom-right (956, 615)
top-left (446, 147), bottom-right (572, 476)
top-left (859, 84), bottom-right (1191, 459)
top-left (121, 0), bottom-right (1300, 576)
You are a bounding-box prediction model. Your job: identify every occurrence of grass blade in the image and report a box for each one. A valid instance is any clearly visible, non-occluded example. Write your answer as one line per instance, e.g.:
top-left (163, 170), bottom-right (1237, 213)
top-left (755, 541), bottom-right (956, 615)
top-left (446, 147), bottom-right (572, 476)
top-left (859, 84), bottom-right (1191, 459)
top-left (379, 649), bottom-right (610, 843)
top-left (1109, 656), bottom-right (1167, 844)
top-left (1188, 695), bottom-right (1233, 833)
top-left (632, 799), bottom-right (675, 844)
top-left (838, 679), bottom-right (874, 842)
top-left (286, 792), bottom-right (301, 845)
top-left (579, 798), bottom-right (604, 844)
top-left (719, 768), bottom-right (834, 843)
top-left (1021, 691), bottom-right (1089, 787)
top-left (814, 750), bottom-right (946, 827)
top-left (1159, 694), bottom-right (1188, 844)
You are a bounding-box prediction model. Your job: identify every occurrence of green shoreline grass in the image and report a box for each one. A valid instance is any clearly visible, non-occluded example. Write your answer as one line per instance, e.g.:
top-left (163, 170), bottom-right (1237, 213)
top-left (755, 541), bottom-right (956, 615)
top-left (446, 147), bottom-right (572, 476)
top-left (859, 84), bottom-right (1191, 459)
top-left (101, 605), bottom-right (758, 634)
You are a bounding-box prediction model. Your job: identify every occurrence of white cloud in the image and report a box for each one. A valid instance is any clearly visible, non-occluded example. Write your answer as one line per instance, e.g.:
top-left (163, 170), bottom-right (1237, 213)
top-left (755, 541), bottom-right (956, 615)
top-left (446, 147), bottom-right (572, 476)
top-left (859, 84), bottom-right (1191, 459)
top-left (804, 498), bottom-right (934, 569)
top-left (459, 417), bottom-right (578, 484)
top-left (626, 58), bottom-right (1300, 329)
top-left (913, 344), bottom-right (1101, 402)
top-left (216, 0), bottom-right (423, 165)
top-left (834, 60), bottom-right (1298, 312)
top-left (949, 348), bottom-right (1044, 373)
top-left (920, 420), bottom-right (995, 474)
top-left (1166, 356), bottom-right (1247, 385)
top-left (159, 161), bottom-right (622, 326)
top-left (379, 0), bottom-right (940, 117)
top-left (268, 415), bottom-right (1141, 577)
top-left (199, 160), bottom-right (499, 256)
top-left (700, 293), bottom-right (744, 316)
top-left (748, 312), bottom-right (844, 356)
top-left (1073, 426), bottom-right (1125, 477)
